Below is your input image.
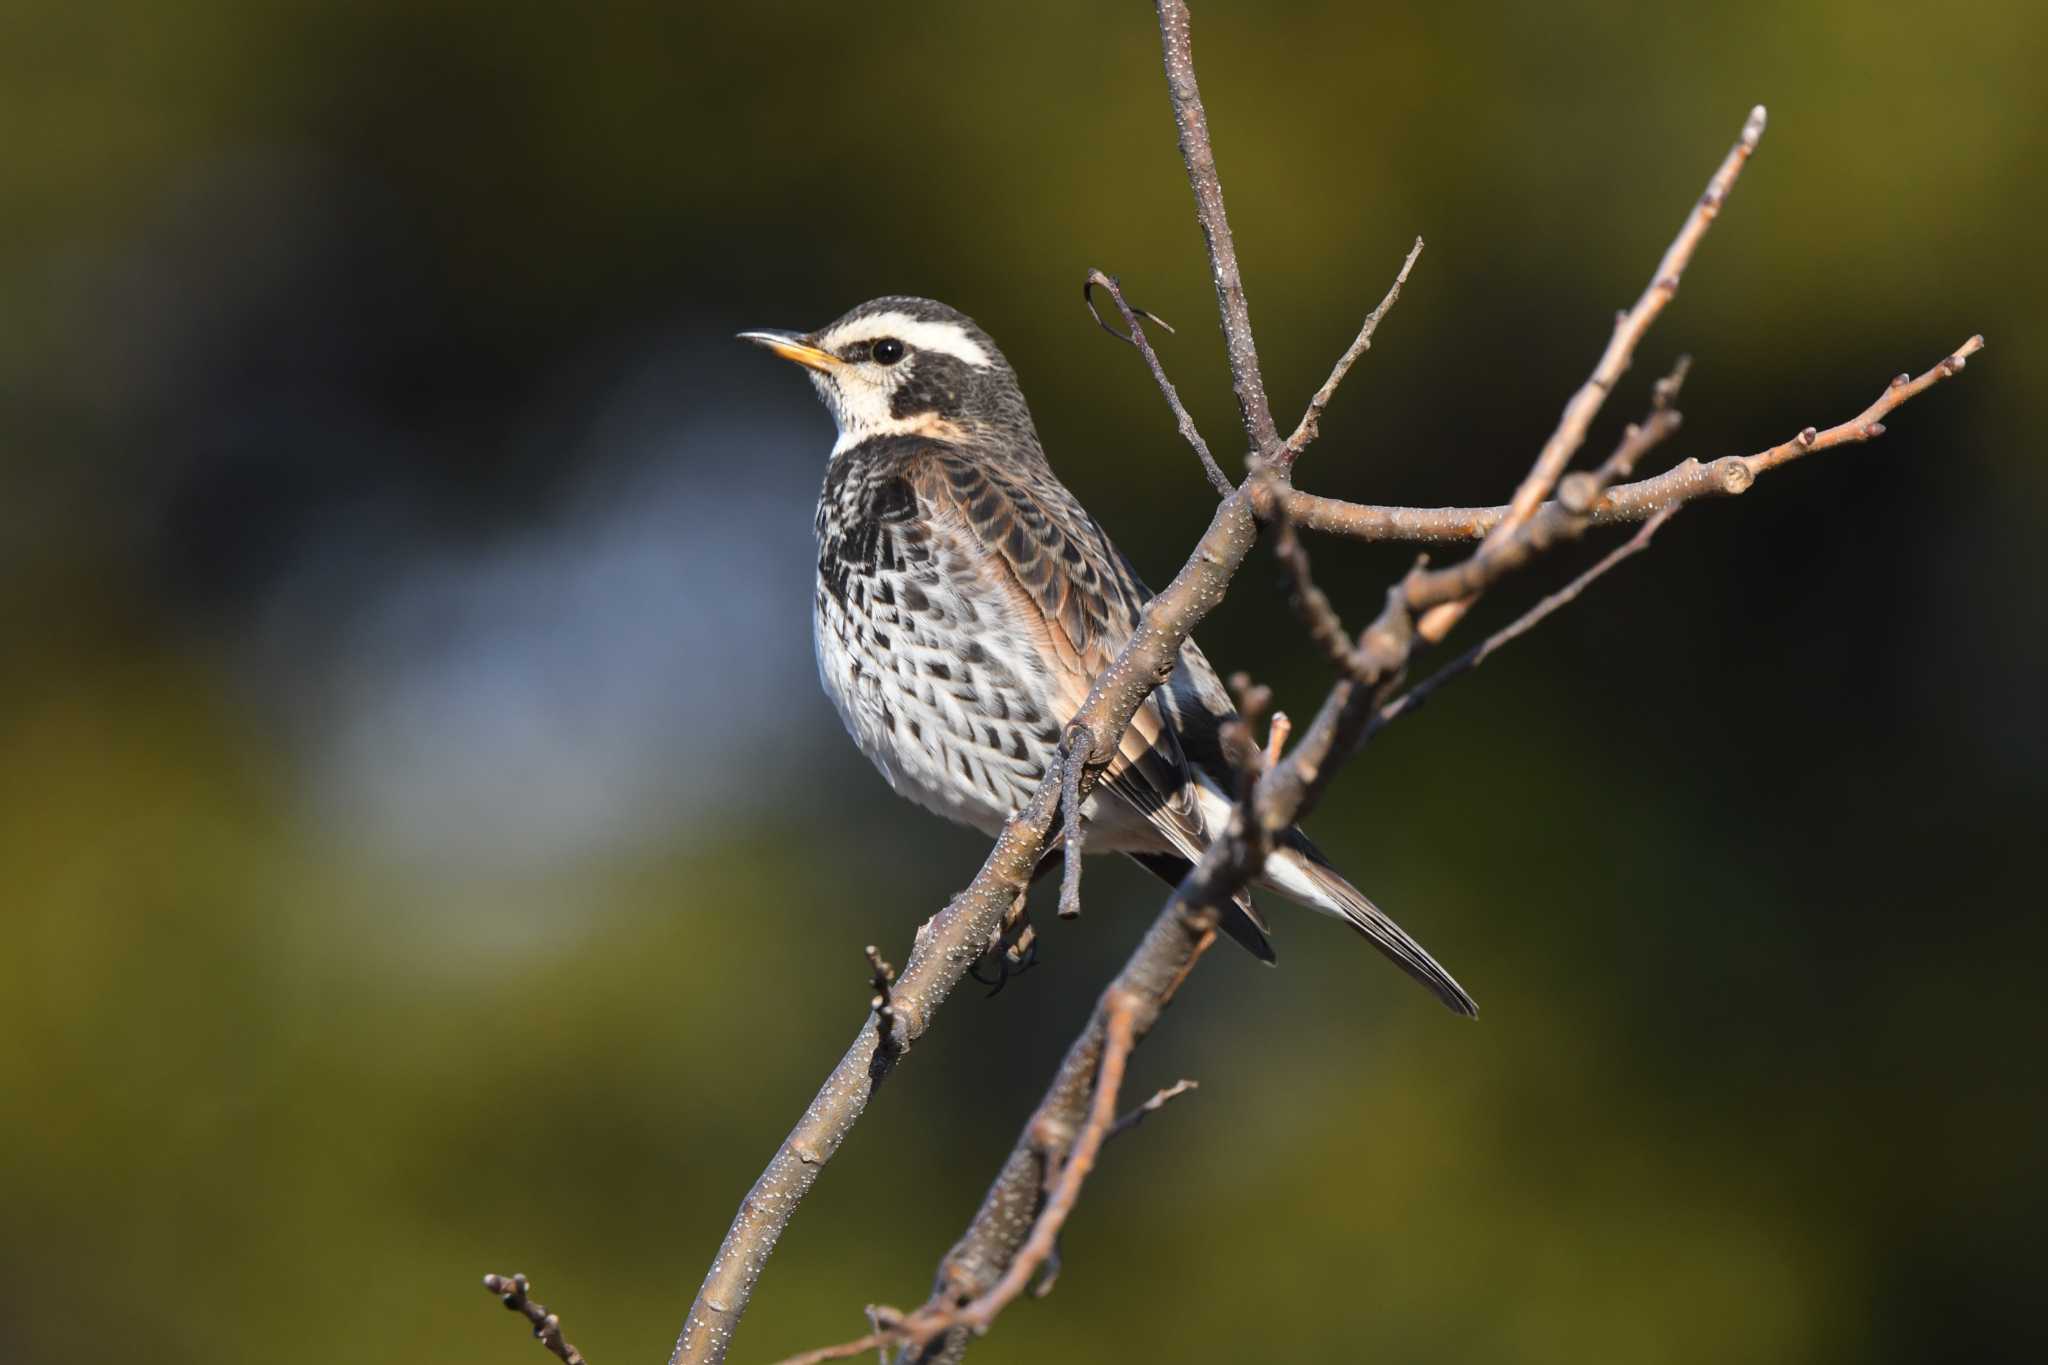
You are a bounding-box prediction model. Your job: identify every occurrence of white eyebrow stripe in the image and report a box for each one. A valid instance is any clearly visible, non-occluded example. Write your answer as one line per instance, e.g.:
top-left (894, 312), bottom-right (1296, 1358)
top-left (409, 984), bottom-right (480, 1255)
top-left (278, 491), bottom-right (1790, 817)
top-left (819, 311), bottom-right (994, 369)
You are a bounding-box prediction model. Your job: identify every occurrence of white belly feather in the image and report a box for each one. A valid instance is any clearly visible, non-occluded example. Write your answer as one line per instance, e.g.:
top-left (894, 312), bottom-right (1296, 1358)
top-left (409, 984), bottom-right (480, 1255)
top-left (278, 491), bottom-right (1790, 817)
top-left (813, 559), bottom-right (1057, 837)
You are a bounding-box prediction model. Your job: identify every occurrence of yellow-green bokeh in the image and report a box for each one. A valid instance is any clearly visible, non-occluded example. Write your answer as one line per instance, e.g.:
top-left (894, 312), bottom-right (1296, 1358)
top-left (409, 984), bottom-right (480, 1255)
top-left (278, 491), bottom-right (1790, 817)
top-left (4, 3), bottom-right (2042, 1362)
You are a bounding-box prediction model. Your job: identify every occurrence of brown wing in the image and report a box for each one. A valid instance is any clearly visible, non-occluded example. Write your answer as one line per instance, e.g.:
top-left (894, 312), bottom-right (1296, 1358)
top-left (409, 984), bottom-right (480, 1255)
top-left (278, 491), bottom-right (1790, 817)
top-left (906, 446), bottom-right (1215, 861)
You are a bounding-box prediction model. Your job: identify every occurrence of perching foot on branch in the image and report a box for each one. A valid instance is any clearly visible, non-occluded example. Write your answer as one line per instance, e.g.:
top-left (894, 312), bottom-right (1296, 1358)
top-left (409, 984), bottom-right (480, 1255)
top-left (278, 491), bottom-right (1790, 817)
top-left (966, 890), bottom-right (1039, 995)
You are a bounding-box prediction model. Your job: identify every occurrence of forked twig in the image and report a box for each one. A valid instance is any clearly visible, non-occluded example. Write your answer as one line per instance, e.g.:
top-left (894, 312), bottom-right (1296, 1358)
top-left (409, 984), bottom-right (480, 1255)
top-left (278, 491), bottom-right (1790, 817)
top-left (771, 997), bottom-right (1146, 1364)
top-left (506, 6), bottom-right (1986, 1363)
top-left (1281, 336), bottom-right (1984, 545)
top-left (1372, 504), bottom-right (1682, 736)
top-left (1416, 105), bottom-right (1766, 642)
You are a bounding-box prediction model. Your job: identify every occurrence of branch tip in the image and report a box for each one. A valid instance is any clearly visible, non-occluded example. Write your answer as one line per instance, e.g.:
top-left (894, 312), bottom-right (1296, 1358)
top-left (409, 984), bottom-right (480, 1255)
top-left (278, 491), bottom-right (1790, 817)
top-left (1109, 1078), bottom-right (1200, 1139)
top-left (1280, 235), bottom-right (1426, 463)
top-left (482, 1272), bottom-right (590, 1365)
top-left (1263, 712), bottom-right (1291, 768)
top-left (1084, 269), bottom-right (1232, 496)
top-left (1157, 0), bottom-right (1279, 455)
top-left (1652, 355), bottom-right (1692, 410)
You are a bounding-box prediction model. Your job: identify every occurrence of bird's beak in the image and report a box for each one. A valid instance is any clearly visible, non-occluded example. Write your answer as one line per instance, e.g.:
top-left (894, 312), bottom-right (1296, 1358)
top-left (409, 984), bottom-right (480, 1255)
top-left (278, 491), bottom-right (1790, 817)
top-left (738, 329), bottom-right (840, 374)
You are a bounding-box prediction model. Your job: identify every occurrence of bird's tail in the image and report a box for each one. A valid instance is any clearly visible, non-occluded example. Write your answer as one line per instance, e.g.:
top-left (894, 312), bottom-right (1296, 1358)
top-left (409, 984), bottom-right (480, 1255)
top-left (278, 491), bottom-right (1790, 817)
top-left (1260, 835), bottom-right (1479, 1018)
top-left (1125, 852), bottom-right (1277, 964)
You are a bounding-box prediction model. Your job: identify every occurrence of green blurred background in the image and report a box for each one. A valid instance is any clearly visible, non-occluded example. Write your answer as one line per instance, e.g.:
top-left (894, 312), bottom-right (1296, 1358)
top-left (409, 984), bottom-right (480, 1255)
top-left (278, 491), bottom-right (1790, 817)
top-left (4, 2), bottom-right (2042, 1361)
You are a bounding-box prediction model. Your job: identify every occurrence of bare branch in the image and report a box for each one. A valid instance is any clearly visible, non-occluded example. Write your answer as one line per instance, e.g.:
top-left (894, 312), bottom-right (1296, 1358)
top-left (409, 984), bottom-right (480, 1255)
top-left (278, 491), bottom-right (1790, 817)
top-left (1109, 1078), bottom-right (1199, 1140)
top-left (1371, 503), bottom-right (1682, 736)
top-left (848, 410), bottom-right (1711, 1365)
top-left (482, 1274), bottom-right (590, 1365)
top-left (1281, 236), bottom-right (1426, 463)
top-left (670, 461), bottom-right (1266, 1365)
top-left (1156, 0), bottom-right (1279, 458)
top-left (1085, 270), bottom-right (1232, 497)
top-left (1225, 671), bottom-right (1273, 737)
top-left (651, 10), bottom-right (1986, 1361)
top-left (1241, 386), bottom-right (1688, 846)
top-left (764, 925), bottom-right (1220, 1365)
top-left (795, 77), bottom-right (1991, 1365)
top-left (1281, 334), bottom-right (1984, 544)
top-left (927, 992), bottom-right (1141, 1339)
top-left (1418, 104), bottom-right (1766, 642)
top-left (889, 886), bottom-right (1225, 1365)
top-left (1271, 502), bottom-right (1355, 671)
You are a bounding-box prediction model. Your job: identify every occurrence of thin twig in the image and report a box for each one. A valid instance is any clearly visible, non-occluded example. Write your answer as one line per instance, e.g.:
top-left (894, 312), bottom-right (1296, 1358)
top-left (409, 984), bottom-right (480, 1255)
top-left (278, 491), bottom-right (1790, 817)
top-left (1417, 104), bottom-right (1766, 643)
top-left (483, 1274), bottom-right (590, 1365)
top-left (1261, 713), bottom-right (1290, 768)
top-left (1245, 334), bottom-right (1978, 866)
top-left (1225, 672), bottom-right (1273, 733)
top-left (1280, 237), bottom-right (1425, 463)
top-left (1270, 492), bottom-right (1356, 669)
top-left (936, 995), bottom-right (1141, 1335)
top-left (1371, 504), bottom-right (1682, 736)
top-left (867, 1308), bottom-right (896, 1365)
top-left (1281, 335), bottom-right (1984, 544)
top-left (1223, 672), bottom-right (1274, 792)
top-left (1157, 0), bottom-right (1279, 459)
top-left (1108, 1078), bottom-right (1199, 1140)
top-left (1085, 271), bottom-right (1232, 497)
top-left (656, 15), bottom-right (1986, 1362)
top-left (779, 997), bottom-right (1145, 1364)
top-left (857, 103), bottom-right (1981, 1365)
top-left (893, 889), bottom-right (1223, 1365)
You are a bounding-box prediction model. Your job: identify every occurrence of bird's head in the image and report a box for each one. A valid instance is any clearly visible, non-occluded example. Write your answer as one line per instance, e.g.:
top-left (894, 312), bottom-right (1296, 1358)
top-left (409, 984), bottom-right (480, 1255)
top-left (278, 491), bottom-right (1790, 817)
top-left (740, 297), bottom-right (1034, 455)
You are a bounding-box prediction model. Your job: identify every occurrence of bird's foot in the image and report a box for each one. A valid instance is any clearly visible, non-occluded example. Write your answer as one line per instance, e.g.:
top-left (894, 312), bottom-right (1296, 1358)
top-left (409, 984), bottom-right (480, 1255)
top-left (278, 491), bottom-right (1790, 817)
top-left (970, 891), bottom-right (1040, 995)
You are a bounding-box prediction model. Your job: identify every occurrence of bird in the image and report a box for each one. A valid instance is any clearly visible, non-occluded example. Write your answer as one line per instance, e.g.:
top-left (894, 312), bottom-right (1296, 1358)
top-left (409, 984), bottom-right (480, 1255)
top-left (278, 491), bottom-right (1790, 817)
top-left (740, 296), bottom-right (1477, 1017)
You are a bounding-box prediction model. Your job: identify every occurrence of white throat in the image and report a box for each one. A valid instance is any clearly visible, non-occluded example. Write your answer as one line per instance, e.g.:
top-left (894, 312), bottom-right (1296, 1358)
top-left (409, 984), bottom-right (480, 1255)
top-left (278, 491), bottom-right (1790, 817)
top-left (810, 312), bottom-right (994, 457)
top-left (826, 405), bottom-right (968, 457)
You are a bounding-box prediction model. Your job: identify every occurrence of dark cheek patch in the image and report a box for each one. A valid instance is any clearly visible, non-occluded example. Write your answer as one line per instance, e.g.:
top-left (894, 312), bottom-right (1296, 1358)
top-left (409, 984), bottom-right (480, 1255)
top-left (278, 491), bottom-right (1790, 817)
top-left (890, 354), bottom-right (970, 419)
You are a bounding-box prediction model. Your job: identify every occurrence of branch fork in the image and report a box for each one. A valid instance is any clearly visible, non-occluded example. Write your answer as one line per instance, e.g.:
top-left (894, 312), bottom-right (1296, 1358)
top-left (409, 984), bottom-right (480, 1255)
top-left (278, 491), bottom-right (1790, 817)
top-left (475, 7), bottom-right (1980, 1365)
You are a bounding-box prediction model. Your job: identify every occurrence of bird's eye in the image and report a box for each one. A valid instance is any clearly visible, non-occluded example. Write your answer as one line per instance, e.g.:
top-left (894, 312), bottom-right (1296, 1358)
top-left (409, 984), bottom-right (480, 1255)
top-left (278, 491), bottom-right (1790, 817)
top-left (871, 338), bottom-right (906, 366)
